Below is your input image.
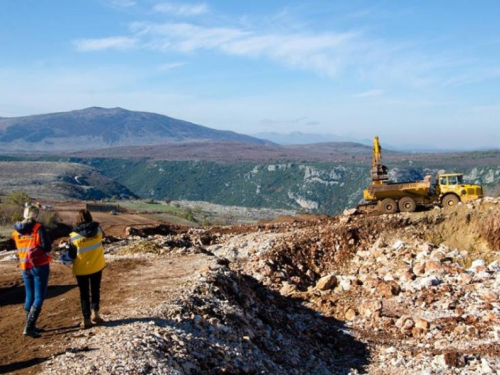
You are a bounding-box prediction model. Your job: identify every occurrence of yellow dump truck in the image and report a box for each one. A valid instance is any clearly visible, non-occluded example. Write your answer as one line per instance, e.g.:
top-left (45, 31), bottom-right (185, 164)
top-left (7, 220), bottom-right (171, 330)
top-left (359, 137), bottom-right (483, 214)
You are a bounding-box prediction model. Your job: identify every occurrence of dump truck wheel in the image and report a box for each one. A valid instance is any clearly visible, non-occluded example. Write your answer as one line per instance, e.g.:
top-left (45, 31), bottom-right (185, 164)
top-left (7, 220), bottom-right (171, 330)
top-left (398, 197), bottom-right (416, 213)
top-left (442, 194), bottom-right (459, 208)
top-left (380, 198), bottom-right (397, 214)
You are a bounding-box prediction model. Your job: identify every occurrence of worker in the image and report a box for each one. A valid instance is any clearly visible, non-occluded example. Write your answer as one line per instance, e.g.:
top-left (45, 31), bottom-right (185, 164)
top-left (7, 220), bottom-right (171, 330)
top-left (12, 203), bottom-right (52, 338)
top-left (68, 209), bottom-right (106, 329)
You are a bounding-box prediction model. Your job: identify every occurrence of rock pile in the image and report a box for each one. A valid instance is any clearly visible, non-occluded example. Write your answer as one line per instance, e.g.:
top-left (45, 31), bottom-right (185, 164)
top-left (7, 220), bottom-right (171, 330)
top-left (239, 199), bottom-right (500, 373)
top-left (42, 198), bottom-right (500, 374)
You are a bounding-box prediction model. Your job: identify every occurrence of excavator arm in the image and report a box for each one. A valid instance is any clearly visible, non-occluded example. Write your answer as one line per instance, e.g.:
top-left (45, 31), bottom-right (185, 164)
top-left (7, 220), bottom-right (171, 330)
top-left (370, 136), bottom-right (389, 183)
top-left (372, 136), bottom-right (382, 168)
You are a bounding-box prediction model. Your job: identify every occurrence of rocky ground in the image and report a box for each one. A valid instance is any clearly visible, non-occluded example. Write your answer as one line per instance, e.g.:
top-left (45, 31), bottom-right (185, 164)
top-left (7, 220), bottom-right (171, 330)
top-left (172, 199), bottom-right (297, 224)
top-left (0, 198), bottom-right (499, 374)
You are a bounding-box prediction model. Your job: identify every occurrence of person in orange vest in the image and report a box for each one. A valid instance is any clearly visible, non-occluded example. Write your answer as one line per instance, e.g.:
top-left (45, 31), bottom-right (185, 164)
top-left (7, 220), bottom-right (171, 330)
top-left (68, 209), bottom-right (106, 329)
top-left (12, 203), bottom-right (52, 338)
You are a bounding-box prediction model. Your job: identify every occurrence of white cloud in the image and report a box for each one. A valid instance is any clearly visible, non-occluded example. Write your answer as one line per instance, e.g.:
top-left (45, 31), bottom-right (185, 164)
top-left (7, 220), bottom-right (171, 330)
top-left (131, 22), bottom-right (357, 77)
top-left (131, 22), bottom-right (250, 52)
top-left (353, 89), bottom-right (384, 98)
top-left (107, 0), bottom-right (136, 7)
top-left (153, 3), bottom-right (209, 16)
top-left (158, 62), bottom-right (187, 71)
top-left (74, 10), bottom-right (500, 90)
top-left (74, 37), bottom-right (137, 51)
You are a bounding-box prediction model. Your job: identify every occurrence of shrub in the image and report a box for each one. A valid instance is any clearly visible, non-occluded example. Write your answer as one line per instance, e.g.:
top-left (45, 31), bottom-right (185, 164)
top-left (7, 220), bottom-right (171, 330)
top-left (0, 204), bottom-right (23, 225)
top-left (5, 191), bottom-right (31, 207)
top-left (39, 211), bottom-right (62, 229)
top-left (183, 208), bottom-right (195, 222)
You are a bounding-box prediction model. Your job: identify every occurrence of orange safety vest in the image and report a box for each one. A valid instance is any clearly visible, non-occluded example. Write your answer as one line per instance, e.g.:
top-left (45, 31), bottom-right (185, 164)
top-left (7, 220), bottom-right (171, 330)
top-left (13, 223), bottom-right (51, 270)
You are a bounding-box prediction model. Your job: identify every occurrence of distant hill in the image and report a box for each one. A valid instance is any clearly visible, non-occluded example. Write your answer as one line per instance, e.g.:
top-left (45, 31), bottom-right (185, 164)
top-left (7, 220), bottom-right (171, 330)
top-left (252, 131), bottom-right (373, 146)
top-left (69, 141), bottom-right (376, 162)
top-left (0, 107), bottom-right (271, 152)
top-left (0, 161), bottom-right (136, 200)
top-left (251, 131), bottom-right (493, 152)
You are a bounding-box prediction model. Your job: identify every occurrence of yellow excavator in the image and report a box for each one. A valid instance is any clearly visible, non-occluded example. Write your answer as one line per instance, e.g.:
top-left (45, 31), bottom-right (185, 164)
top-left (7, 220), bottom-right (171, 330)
top-left (358, 136), bottom-right (483, 214)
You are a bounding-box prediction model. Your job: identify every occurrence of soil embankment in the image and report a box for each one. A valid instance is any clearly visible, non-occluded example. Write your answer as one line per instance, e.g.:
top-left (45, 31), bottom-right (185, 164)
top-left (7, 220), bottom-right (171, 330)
top-left (0, 198), bottom-right (499, 374)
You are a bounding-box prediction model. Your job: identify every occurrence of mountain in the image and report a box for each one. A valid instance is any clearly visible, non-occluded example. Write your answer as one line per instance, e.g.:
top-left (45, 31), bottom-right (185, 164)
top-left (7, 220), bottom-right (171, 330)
top-left (0, 161), bottom-right (136, 200)
top-left (252, 131), bottom-right (372, 146)
top-left (251, 131), bottom-right (499, 152)
top-left (0, 107), bottom-right (271, 152)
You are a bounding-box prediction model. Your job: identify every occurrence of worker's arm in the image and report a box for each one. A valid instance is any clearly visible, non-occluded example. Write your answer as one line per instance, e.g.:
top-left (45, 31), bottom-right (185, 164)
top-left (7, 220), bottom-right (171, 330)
top-left (67, 243), bottom-right (77, 259)
top-left (37, 225), bottom-right (52, 253)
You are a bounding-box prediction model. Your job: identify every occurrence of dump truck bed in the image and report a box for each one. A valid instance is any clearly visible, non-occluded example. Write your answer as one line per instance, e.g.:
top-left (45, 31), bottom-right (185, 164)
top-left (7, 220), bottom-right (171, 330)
top-left (367, 180), bottom-right (433, 201)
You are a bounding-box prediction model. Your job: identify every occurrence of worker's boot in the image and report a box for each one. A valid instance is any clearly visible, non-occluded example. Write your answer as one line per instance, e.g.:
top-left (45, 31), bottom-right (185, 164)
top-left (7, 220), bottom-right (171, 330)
top-left (23, 306), bottom-right (41, 338)
top-left (91, 310), bottom-right (105, 325)
top-left (25, 308), bottom-right (41, 335)
top-left (82, 317), bottom-right (93, 329)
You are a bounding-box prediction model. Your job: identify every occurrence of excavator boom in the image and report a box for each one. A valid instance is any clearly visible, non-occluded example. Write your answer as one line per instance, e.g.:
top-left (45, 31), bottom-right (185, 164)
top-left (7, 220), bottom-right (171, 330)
top-left (372, 136), bottom-right (382, 168)
top-left (370, 136), bottom-right (388, 183)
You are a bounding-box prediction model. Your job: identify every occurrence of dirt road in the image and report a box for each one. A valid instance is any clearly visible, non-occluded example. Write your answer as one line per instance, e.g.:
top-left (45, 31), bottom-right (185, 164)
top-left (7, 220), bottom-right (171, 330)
top-left (0, 253), bottom-right (211, 374)
top-left (52, 202), bottom-right (162, 238)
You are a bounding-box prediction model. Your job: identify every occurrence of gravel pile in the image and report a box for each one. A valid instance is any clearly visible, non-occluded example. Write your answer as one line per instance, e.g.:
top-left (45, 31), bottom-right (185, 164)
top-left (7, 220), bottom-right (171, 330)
top-left (41, 198), bottom-right (500, 374)
top-left (241, 199), bottom-right (500, 373)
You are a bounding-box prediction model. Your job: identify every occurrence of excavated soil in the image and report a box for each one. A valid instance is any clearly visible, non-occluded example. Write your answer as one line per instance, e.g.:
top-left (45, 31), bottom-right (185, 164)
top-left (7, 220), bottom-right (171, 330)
top-left (0, 198), bottom-right (499, 374)
top-left (0, 254), bottom-right (211, 374)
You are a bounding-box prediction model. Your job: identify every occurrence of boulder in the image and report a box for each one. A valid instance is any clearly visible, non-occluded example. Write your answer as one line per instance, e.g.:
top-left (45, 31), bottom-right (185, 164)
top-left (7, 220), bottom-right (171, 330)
top-left (414, 318), bottom-right (430, 330)
top-left (375, 281), bottom-right (401, 298)
top-left (315, 274), bottom-right (338, 291)
top-left (425, 260), bottom-right (443, 273)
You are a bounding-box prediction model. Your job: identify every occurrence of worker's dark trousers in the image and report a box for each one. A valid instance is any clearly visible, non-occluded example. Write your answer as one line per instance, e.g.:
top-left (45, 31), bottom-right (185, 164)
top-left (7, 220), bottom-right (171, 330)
top-left (76, 270), bottom-right (102, 319)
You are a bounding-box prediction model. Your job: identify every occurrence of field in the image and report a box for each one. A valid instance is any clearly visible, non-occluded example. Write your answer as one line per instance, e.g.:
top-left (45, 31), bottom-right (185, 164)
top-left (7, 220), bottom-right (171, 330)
top-left (0, 198), bottom-right (296, 247)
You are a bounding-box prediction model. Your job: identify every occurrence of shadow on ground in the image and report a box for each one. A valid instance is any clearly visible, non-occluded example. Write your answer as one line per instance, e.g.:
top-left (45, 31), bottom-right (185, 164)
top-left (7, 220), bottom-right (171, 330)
top-left (0, 284), bottom-right (76, 307)
top-left (0, 347), bottom-right (96, 374)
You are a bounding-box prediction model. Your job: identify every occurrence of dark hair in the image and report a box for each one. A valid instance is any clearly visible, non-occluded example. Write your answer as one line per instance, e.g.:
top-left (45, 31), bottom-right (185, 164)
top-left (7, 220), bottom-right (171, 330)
top-left (75, 209), bottom-right (93, 226)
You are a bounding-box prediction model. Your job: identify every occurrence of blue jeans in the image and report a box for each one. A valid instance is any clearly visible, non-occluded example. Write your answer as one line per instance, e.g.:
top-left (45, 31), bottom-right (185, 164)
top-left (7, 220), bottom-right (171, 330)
top-left (22, 264), bottom-right (50, 310)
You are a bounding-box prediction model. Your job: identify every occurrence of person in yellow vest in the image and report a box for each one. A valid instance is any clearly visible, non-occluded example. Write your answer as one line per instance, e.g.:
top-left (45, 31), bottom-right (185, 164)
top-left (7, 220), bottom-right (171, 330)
top-left (68, 209), bottom-right (106, 329)
top-left (12, 203), bottom-right (52, 338)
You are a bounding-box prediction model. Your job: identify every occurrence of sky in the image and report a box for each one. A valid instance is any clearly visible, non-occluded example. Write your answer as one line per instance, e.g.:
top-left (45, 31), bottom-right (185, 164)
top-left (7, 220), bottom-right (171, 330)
top-left (1, 0), bottom-right (500, 149)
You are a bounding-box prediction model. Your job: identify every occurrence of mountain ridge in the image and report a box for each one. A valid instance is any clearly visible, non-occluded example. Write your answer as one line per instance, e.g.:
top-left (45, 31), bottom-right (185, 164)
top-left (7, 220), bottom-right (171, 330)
top-left (0, 107), bottom-right (271, 152)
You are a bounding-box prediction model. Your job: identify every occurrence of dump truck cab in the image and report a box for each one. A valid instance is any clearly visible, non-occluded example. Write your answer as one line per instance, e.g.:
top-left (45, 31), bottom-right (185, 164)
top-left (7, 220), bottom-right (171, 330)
top-left (436, 173), bottom-right (483, 207)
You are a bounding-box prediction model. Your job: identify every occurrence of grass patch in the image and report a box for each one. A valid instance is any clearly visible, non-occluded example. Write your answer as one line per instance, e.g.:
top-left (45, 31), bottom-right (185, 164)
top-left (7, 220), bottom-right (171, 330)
top-left (117, 241), bottom-right (164, 255)
top-left (120, 200), bottom-right (199, 226)
top-left (0, 225), bottom-right (13, 239)
top-left (121, 200), bottom-right (185, 215)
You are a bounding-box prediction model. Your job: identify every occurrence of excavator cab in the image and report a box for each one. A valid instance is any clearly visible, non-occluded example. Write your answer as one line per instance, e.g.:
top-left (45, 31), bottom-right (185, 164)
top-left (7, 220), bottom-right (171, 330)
top-left (371, 164), bottom-right (389, 182)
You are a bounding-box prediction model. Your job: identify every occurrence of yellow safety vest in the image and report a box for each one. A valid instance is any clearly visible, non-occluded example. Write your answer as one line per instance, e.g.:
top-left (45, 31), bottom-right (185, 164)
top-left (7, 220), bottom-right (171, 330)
top-left (70, 227), bottom-right (105, 276)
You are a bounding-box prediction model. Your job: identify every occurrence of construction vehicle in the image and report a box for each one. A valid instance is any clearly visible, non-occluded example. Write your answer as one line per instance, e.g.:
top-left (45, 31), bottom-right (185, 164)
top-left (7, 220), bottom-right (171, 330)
top-left (358, 136), bottom-right (483, 214)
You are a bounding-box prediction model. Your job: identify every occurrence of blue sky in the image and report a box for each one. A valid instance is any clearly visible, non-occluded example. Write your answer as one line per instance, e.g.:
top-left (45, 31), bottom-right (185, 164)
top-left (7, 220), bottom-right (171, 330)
top-left (1, 0), bottom-right (500, 148)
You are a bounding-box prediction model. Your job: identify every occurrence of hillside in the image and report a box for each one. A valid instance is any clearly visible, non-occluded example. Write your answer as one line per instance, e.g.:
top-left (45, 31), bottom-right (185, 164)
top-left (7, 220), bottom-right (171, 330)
top-left (0, 107), bottom-right (270, 152)
top-left (69, 141), bottom-right (376, 163)
top-left (0, 161), bottom-right (135, 201)
top-left (1, 148), bottom-right (499, 214)
top-left (0, 199), bottom-right (499, 373)
top-left (87, 157), bottom-right (500, 214)
top-left (252, 131), bottom-right (372, 146)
